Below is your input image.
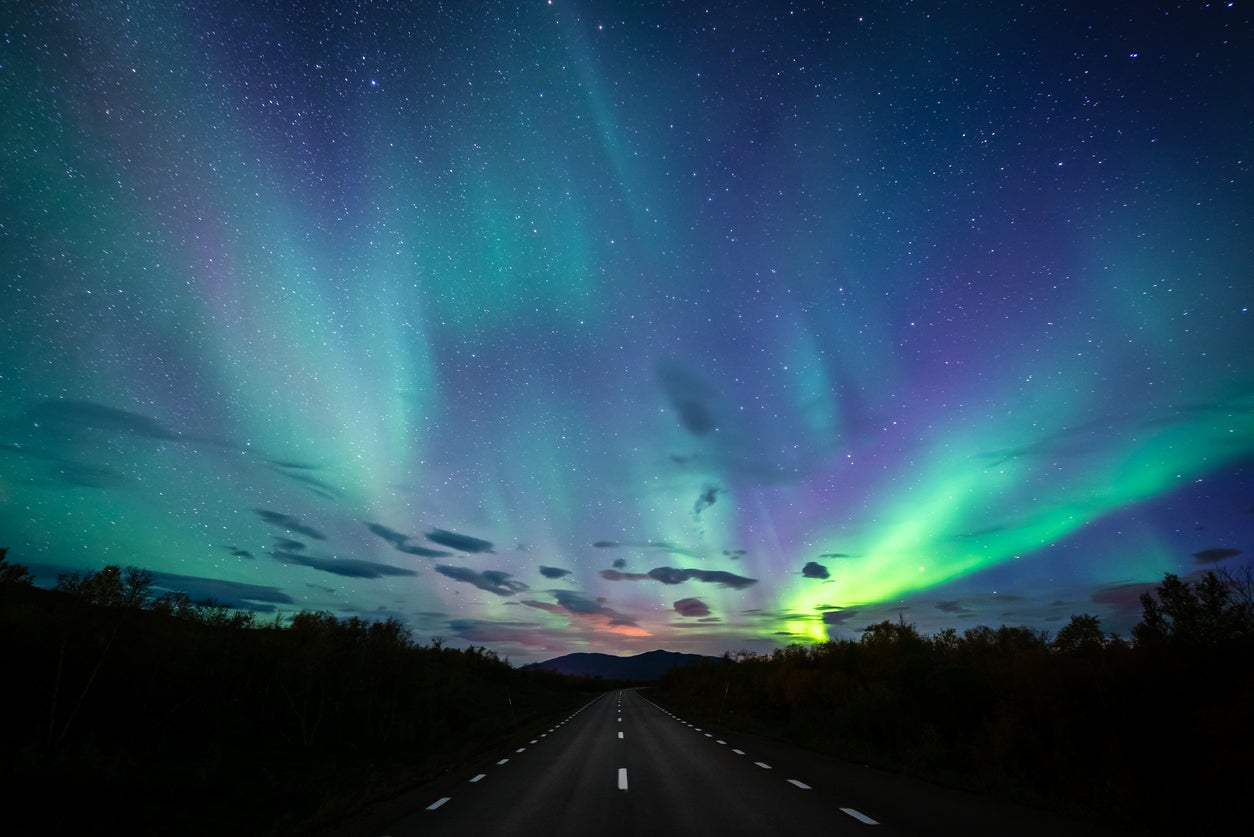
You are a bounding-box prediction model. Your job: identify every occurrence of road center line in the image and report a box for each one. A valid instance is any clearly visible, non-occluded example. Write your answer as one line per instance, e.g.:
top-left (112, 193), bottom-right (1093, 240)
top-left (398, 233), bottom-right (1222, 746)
top-left (755, 761), bottom-right (772, 769)
top-left (618, 731), bottom-right (624, 739)
top-left (469, 774), bottom-right (485, 783)
top-left (427, 797), bottom-right (450, 811)
top-left (732, 749), bottom-right (745, 755)
top-left (618, 768), bottom-right (629, 791)
top-left (497, 758), bottom-right (509, 765)
top-left (516, 747), bottom-right (526, 753)
top-left (716, 740), bottom-right (726, 745)
top-left (841, 807), bottom-right (879, 825)
top-left (787, 779), bottom-right (811, 789)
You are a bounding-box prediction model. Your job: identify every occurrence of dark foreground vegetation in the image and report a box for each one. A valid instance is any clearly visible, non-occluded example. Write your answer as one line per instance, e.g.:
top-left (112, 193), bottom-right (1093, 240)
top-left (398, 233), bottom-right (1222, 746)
top-left (655, 566), bottom-right (1254, 834)
top-left (0, 549), bottom-right (595, 835)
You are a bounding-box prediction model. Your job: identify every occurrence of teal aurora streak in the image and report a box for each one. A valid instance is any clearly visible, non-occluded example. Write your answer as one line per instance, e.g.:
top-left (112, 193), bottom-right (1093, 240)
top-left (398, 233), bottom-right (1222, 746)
top-left (1, 1), bottom-right (1251, 661)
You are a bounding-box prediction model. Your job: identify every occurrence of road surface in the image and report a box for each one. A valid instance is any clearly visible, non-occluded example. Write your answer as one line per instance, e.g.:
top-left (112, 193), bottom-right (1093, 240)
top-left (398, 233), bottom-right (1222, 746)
top-left (353, 688), bottom-right (1121, 837)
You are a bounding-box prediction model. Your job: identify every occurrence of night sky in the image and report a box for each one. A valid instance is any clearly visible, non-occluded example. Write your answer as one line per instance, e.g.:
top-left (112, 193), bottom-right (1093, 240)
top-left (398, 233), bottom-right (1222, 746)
top-left (2, 1), bottom-right (1251, 663)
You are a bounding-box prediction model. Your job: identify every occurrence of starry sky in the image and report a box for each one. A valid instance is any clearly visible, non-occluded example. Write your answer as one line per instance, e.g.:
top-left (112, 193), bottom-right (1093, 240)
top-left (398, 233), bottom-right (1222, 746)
top-left (2, 1), bottom-right (1252, 663)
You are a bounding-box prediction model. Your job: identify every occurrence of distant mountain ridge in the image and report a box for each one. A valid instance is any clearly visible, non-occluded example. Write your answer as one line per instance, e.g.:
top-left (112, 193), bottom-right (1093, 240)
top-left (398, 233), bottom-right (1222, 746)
top-left (521, 649), bottom-right (724, 681)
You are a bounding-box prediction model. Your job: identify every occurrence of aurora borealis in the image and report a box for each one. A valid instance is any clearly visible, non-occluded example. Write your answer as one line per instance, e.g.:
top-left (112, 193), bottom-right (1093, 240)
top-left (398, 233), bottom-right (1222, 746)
top-left (2, 1), bottom-right (1251, 662)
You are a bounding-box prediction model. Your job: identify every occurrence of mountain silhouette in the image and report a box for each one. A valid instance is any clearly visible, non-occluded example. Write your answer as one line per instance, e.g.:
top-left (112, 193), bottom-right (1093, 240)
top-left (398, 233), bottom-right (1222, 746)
top-left (521, 649), bottom-right (724, 681)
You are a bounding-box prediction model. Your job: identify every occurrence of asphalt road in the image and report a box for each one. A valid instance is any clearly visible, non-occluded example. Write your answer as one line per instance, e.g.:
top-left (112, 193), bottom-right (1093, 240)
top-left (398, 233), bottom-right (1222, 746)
top-left (361, 688), bottom-right (1123, 837)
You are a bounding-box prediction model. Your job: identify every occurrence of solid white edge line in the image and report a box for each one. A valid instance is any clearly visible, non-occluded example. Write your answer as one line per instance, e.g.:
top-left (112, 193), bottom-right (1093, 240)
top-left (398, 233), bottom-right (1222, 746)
top-left (469, 774), bottom-right (485, 783)
top-left (787, 779), bottom-right (811, 789)
top-left (841, 807), bottom-right (879, 825)
top-left (427, 797), bottom-right (450, 811)
top-left (618, 767), bottom-right (629, 790)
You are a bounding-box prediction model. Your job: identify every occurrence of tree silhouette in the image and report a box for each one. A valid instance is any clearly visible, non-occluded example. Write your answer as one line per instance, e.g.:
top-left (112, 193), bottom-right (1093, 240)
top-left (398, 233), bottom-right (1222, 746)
top-left (1052, 613), bottom-right (1105, 653)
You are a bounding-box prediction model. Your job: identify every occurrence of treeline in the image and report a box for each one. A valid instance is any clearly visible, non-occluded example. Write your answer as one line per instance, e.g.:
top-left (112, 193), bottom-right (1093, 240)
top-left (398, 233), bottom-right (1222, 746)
top-left (656, 569), bottom-right (1254, 835)
top-left (0, 549), bottom-right (594, 836)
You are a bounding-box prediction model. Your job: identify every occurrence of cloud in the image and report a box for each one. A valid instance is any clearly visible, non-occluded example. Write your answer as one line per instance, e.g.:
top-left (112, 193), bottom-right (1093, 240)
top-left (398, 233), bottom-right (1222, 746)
top-left (521, 599), bottom-right (566, 616)
top-left (435, 565), bottom-right (527, 596)
top-left (611, 558), bottom-right (627, 569)
top-left (822, 609), bottom-right (861, 626)
top-left (591, 539), bottom-right (698, 558)
top-left (722, 549), bottom-right (747, 560)
top-left (600, 569), bottom-right (651, 581)
top-left (817, 552), bottom-right (852, 559)
top-left (935, 600), bottom-right (970, 614)
top-left (674, 597), bottom-right (710, 617)
top-left (272, 538), bottom-right (306, 551)
top-left (693, 484), bottom-right (722, 516)
top-left (255, 509), bottom-right (327, 541)
top-left (649, 567), bottom-right (757, 589)
top-left (520, 589), bottom-right (645, 634)
top-left (977, 417), bottom-right (1110, 468)
top-left (445, 617), bottom-right (652, 652)
top-left (801, 561), bottom-right (830, 579)
top-left (600, 567), bottom-right (757, 590)
top-left (538, 565), bottom-right (571, 579)
top-left (224, 546), bottom-right (255, 560)
top-left (25, 399), bottom-right (182, 441)
top-left (551, 590), bottom-right (612, 616)
top-left (1091, 580), bottom-right (1159, 624)
top-left (1193, 547), bottom-right (1241, 564)
top-left (365, 522), bottom-right (451, 557)
top-left (269, 461), bottom-right (340, 499)
top-left (426, 528), bottom-right (495, 553)
top-left (272, 549), bottom-right (417, 579)
top-left (448, 618), bottom-right (553, 645)
top-left (149, 571), bottom-right (294, 611)
top-left (656, 358), bottom-right (718, 436)
top-left (18, 399), bottom-right (245, 455)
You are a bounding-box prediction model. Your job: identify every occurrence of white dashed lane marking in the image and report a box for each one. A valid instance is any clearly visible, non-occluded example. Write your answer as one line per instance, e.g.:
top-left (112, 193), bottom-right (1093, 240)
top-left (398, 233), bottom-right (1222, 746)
top-left (842, 807), bottom-right (879, 825)
top-left (733, 749), bottom-right (745, 755)
top-left (755, 762), bottom-right (772, 769)
top-left (788, 779), bottom-right (811, 790)
top-left (469, 774), bottom-right (485, 783)
top-left (618, 768), bottom-right (629, 791)
top-left (618, 731), bottom-right (624, 739)
top-left (427, 797), bottom-right (450, 811)
top-left (497, 758), bottom-right (509, 765)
